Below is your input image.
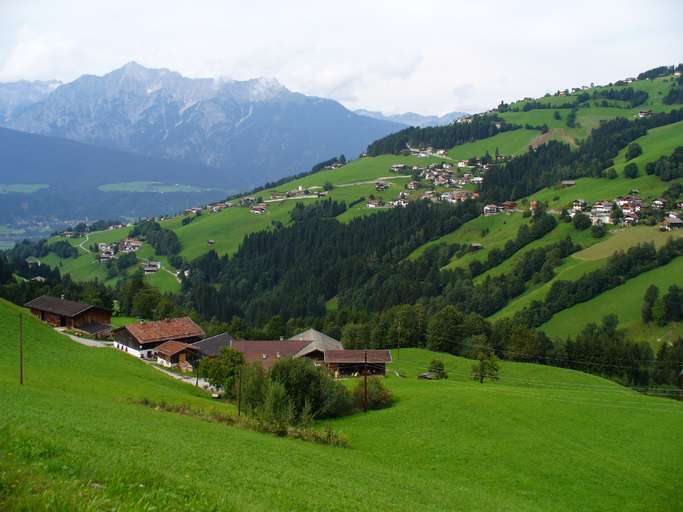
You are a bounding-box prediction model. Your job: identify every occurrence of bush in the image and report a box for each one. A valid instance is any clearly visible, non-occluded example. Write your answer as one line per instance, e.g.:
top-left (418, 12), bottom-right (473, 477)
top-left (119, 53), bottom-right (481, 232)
top-left (573, 213), bottom-right (592, 230)
top-left (352, 377), bottom-right (393, 410)
top-left (269, 357), bottom-right (352, 420)
top-left (428, 359), bottom-right (448, 379)
top-left (606, 168), bottom-right (618, 179)
top-left (624, 162), bottom-right (639, 179)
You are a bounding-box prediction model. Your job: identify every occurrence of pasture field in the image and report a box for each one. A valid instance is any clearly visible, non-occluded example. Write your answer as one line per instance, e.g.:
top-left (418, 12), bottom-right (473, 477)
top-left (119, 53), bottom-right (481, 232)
top-left (408, 212), bottom-right (527, 262)
top-left (0, 299), bottom-right (681, 511)
top-left (572, 226), bottom-right (683, 261)
top-left (540, 255), bottom-right (683, 344)
top-left (473, 222), bottom-right (598, 283)
top-left (447, 129), bottom-right (540, 160)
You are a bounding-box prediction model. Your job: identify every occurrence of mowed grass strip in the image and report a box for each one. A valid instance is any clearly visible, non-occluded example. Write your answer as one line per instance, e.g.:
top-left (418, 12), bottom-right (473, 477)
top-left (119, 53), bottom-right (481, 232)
top-left (1, 299), bottom-right (681, 511)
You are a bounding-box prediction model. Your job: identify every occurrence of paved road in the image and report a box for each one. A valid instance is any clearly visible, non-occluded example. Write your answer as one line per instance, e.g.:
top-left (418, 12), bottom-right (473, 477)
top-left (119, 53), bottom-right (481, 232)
top-left (56, 328), bottom-right (112, 348)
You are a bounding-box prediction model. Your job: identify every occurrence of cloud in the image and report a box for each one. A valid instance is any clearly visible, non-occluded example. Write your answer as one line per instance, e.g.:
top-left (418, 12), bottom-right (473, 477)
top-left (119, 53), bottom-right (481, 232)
top-left (0, 0), bottom-right (681, 115)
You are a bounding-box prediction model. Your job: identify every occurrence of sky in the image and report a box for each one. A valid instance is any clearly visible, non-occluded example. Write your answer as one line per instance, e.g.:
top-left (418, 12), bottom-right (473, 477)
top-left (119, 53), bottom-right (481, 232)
top-left (0, 0), bottom-right (681, 115)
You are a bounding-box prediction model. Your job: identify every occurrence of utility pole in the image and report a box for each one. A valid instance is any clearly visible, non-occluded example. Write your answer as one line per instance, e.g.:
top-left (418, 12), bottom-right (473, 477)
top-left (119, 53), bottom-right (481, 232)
top-left (397, 320), bottom-right (401, 361)
top-left (19, 314), bottom-right (24, 385)
top-left (363, 349), bottom-right (368, 413)
top-left (237, 367), bottom-right (242, 418)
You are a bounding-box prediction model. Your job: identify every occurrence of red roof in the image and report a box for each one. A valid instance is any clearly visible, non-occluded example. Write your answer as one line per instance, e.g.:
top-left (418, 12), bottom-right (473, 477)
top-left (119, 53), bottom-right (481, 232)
top-left (156, 340), bottom-right (197, 357)
top-left (324, 350), bottom-right (392, 364)
top-left (122, 317), bottom-right (205, 344)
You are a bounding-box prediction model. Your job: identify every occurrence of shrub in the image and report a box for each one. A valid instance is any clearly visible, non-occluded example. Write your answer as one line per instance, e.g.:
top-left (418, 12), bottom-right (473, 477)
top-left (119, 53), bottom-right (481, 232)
top-left (352, 377), bottom-right (393, 410)
top-left (606, 168), bottom-right (618, 179)
top-left (428, 359), bottom-right (448, 379)
top-left (269, 357), bottom-right (352, 420)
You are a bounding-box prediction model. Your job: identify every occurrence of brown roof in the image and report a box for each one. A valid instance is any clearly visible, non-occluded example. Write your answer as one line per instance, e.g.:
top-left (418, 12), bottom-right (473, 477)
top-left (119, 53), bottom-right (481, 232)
top-left (156, 340), bottom-right (197, 357)
top-left (24, 295), bottom-right (108, 318)
top-left (232, 340), bottom-right (311, 369)
top-left (324, 349), bottom-right (392, 364)
top-left (120, 317), bottom-right (204, 344)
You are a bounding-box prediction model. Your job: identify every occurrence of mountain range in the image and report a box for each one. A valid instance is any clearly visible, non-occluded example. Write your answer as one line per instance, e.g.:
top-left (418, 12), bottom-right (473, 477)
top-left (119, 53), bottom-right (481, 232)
top-left (354, 109), bottom-right (468, 127)
top-left (0, 62), bottom-right (404, 189)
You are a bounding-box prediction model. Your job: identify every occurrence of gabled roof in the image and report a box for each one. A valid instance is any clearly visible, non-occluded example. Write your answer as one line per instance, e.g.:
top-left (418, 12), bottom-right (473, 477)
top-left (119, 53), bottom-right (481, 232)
top-left (156, 340), bottom-right (197, 357)
top-left (192, 332), bottom-right (235, 357)
top-left (289, 329), bottom-right (343, 358)
top-left (324, 349), bottom-right (392, 364)
top-left (232, 340), bottom-right (311, 369)
top-left (24, 295), bottom-right (107, 318)
top-left (118, 317), bottom-right (205, 344)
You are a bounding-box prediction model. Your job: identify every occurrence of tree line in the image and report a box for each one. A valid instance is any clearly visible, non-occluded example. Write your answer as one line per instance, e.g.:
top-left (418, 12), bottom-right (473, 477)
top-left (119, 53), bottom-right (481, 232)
top-left (365, 115), bottom-right (517, 155)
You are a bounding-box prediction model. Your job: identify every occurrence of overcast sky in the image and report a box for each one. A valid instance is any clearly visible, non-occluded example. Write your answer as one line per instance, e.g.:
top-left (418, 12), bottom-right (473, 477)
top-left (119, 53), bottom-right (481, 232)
top-left (1, 0), bottom-right (681, 115)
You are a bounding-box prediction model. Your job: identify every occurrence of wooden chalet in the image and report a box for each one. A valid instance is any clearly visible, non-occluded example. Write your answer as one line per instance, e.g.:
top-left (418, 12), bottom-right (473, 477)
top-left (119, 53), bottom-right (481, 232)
top-left (156, 341), bottom-right (199, 371)
top-left (113, 317), bottom-right (205, 360)
top-left (323, 349), bottom-right (392, 377)
top-left (25, 295), bottom-right (111, 335)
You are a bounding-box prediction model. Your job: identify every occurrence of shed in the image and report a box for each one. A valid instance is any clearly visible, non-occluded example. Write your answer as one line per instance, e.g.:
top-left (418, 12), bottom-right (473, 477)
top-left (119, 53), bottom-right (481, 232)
top-left (25, 295), bottom-right (111, 333)
top-left (323, 349), bottom-right (392, 377)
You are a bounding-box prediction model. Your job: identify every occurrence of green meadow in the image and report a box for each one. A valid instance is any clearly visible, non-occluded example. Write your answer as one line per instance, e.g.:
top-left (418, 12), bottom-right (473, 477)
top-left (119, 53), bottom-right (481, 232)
top-left (1, 298), bottom-right (681, 511)
top-left (540, 255), bottom-right (683, 343)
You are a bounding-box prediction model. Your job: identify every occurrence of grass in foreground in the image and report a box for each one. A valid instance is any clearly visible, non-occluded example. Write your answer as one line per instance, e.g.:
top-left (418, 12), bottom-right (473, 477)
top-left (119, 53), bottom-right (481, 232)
top-left (0, 298), bottom-right (681, 511)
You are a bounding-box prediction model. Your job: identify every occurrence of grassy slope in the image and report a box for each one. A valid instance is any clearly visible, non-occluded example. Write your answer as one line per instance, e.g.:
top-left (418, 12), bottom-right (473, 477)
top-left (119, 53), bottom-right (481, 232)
top-left (447, 129), bottom-right (540, 160)
top-left (1, 299), bottom-right (681, 511)
top-left (540, 255), bottom-right (683, 343)
top-left (408, 213), bottom-right (528, 262)
top-left (491, 226), bottom-right (683, 320)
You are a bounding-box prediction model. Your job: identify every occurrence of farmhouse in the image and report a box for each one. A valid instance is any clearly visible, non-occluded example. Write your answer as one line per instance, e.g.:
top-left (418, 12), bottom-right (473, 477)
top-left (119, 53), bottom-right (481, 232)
top-left (25, 295), bottom-right (111, 335)
top-left (113, 317), bottom-right (205, 359)
top-left (367, 197), bottom-right (384, 208)
top-left (638, 110), bottom-right (652, 119)
top-left (483, 204), bottom-right (499, 216)
top-left (143, 261), bottom-right (161, 274)
top-left (250, 204), bottom-right (267, 214)
top-left (323, 350), bottom-right (392, 377)
top-left (407, 180), bottom-right (421, 190)
top-left (375, 181), bottom-right (389, 191)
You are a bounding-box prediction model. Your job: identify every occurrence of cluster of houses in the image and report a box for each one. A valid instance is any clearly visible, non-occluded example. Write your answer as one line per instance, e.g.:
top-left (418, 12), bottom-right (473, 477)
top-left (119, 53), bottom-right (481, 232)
top-left (269, 185), bottom-right (328, 201)
top-left (483, 201), bottom-right (518, 216)
top-left (25, 295), bottom-right (391, 378)
top-left (401, 146), bottom-right (448, 158)
top-left (567, 195), bottom-right (683, 228)
top-left (390, 161), bottom-right (488, 190)
top-left (97, 238), bottom-right (143, 261)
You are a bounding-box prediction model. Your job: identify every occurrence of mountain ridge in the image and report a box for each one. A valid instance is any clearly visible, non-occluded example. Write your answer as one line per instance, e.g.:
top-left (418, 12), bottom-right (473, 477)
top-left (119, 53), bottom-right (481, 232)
top-left (0, 62), bottom-right (403, 187)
